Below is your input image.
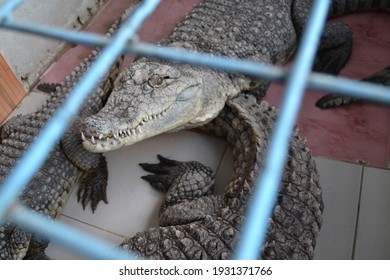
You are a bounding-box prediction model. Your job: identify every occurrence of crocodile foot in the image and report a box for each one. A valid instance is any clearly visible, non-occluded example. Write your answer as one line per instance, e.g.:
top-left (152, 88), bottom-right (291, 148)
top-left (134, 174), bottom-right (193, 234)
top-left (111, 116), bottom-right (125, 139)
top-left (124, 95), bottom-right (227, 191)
top-left (78, 157), bottom-right (109, 212)
top-left (139, 155), bottom-right (222, 226)
top-left (315, 93), bottom-right (359, 109)
top-left (139, 154), bottom-right (215, 197)
top-left (314, 23), bottom-right (353, 75)
top-left (23, 236), bottom-right (50, 260)
top-left (316, 66), bottom-right (390, 109)
top-left (36, 82), bottom-right (61, 93)
top-left (61, 116), bottom-right (109, 212)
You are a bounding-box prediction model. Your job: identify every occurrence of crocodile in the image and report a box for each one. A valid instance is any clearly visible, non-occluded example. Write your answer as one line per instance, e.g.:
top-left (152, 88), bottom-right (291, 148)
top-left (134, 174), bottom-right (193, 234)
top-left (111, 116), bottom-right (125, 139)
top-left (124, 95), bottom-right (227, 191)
top-left (81, 0), bottom-right (390, 153)
top-left (0, 4), bottom-right (138, 259)
top-left (78, 0), bottom-right (389, 259)
top-left (316, 66), bottom-right (390, 108)
top-left (120, 94), bottom-right (323, 259)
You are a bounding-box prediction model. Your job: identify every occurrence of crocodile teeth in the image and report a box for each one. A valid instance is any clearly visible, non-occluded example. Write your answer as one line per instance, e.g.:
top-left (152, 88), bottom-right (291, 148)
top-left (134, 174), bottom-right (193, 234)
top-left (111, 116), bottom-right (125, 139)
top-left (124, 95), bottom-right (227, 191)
top-left (131, 128), bottom-right (136, 135)
top-left (137, 126), bottom-right (142, 134)
top-left (99, 133), bottom-right (104, 140)
top-left (113, 133), bottom-right (119, 140)
top-left (126, 129), bottom-right (131, 136)
top-left (81, 132), bottom-right (86, 141)
top-left (91, 136), bottom-right (96, 145)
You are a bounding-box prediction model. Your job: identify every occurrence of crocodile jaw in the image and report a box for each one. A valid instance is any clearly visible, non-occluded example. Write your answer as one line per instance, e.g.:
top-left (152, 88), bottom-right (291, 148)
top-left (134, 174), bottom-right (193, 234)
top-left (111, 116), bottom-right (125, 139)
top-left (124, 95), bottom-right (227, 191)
top-left (81, 85), bottom-right (206, 153)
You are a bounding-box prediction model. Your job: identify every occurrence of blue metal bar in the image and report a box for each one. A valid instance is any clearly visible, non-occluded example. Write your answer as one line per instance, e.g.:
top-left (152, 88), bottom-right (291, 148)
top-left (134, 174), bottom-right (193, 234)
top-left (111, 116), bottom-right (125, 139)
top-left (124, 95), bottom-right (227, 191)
top-left (131, 43), bottom-right (390, 104)
top-left (3, 20), bottom-right (110, 47)
top-left (1, 20), bottom-right (389, 103)
top-left (11, 205), bottom-right (138, 259)
top-left (0, 0), bottom-right (389, 260)
top-left (0, 0), bottom-right (161, 222)
top-left (0, 0), bottom-right (23, 23)
top-left (235, 0), bottom-right (330, 260)
top-left (308, 72), bottom-right (390, 103)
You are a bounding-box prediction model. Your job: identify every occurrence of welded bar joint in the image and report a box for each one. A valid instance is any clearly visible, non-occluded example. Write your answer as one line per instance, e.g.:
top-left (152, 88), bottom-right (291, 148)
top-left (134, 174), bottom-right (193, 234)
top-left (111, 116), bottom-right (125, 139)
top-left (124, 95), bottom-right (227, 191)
top-left (0, 0), bottom-right (389, 104)
top-left (1, 20), bottom-right (389, 103)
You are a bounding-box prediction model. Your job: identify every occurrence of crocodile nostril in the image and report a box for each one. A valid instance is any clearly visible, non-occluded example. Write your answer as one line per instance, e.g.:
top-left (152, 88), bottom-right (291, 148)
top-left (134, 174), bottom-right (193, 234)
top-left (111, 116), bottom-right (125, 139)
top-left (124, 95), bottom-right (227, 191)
top-left (82, 115), bottom-right (106, 134)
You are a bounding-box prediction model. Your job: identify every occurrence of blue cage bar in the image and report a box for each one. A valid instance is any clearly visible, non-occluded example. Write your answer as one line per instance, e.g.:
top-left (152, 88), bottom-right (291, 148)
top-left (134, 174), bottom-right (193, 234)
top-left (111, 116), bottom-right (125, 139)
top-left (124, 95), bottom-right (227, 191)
top-left (0, 0), bottom-right (389, 260)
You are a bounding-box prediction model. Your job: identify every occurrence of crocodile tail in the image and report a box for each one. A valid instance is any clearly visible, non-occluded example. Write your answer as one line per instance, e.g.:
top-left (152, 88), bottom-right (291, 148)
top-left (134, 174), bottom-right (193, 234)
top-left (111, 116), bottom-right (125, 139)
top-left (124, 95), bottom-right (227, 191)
top-left (219, 95), bottom-right (323, 260)
top-left (329, 0), bottom-right (390, 17)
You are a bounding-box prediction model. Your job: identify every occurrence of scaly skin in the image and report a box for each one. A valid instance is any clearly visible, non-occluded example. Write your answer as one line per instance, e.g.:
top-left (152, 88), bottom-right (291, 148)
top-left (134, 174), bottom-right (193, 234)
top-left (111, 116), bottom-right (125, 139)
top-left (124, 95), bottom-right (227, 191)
top-left (78, 0), bottom-right (390, 259)
top-left (0, 3), bottom-right (139, 259)
top-left (120, 95), bottom-right (323, 259)
top-left (81, 0), bottom-right (390, 152)
top-left (316, 66), bottom-right (390, 108)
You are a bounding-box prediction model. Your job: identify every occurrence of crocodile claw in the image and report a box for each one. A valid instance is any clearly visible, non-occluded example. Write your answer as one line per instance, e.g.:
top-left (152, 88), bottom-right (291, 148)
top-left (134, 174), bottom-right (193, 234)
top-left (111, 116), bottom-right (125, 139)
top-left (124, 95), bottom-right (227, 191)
top-left (77, 157), bottom-right (109, 212)
top-left (36, 82), bottom-right (61, 93)
top-left (139, 154), bottom-right (214, 197)
top-left (139, 155), bottom-right (183, 192)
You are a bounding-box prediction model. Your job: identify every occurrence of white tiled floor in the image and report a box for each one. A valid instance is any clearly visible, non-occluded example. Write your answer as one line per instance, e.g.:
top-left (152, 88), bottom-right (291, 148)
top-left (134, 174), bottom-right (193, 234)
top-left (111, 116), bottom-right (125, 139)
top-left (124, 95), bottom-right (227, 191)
top-left (314, 159), bottom-right (390, 260)
top-left (6, 91), bottom-right (390, 260)
top-left (45, 129), bottom-right (230, 259)
top-left (354, 167), bottom-right (390, 259)
top-left (313, 158), bottom-right (362, 260)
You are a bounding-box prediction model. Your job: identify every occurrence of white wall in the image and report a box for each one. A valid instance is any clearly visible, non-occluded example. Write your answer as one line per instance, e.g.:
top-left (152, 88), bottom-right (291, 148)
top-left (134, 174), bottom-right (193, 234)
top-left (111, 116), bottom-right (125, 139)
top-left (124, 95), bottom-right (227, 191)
top-left (0, 0), bottom-right (109, 91)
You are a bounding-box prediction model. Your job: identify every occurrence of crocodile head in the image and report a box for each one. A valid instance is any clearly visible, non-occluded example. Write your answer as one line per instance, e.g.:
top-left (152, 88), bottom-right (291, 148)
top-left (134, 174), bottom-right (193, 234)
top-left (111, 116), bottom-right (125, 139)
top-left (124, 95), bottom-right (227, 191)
top-left (81, 57), bottom-right (249, 153)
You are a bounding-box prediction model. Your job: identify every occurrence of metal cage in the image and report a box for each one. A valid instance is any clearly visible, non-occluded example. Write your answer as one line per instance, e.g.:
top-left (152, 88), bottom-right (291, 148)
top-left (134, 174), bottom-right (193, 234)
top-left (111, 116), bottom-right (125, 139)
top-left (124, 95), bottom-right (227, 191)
top-left (0, 0), bottom-right (389, 260)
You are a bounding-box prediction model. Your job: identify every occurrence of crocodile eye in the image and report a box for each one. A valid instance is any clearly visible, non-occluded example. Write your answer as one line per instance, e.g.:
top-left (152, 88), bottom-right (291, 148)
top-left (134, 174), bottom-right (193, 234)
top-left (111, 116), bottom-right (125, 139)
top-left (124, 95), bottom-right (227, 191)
top-left (154, 77), bottom-right (165, 88)
top-left (148, 75), bottom-right (166, 88)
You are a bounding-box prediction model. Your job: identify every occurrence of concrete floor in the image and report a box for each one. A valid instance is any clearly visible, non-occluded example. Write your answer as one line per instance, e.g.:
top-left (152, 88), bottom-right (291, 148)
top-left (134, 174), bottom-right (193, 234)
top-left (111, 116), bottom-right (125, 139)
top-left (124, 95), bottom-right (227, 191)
top-left (0, 0), bottom-right (109, 91)
top-left (2, 0), bottom-right (390, 259)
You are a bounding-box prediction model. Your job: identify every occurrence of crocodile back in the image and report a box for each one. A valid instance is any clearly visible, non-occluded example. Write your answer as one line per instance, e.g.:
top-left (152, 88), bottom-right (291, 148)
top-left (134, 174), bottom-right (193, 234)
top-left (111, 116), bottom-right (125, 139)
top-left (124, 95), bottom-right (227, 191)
top-left (160, 0), bottom-right (297, 65)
